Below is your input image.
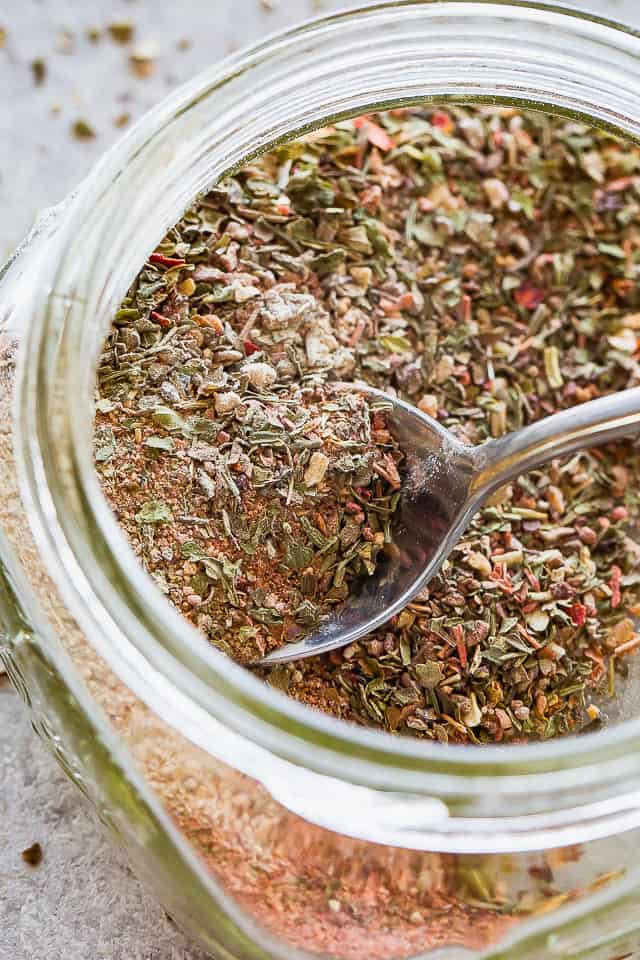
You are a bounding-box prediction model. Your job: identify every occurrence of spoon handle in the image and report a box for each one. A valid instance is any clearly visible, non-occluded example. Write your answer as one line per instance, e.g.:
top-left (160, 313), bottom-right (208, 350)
top-left (471, 387), bottom-right (640, 499)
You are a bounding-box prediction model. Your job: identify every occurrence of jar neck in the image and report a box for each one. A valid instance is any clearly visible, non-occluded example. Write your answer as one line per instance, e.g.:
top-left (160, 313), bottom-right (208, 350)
top-left (14, 0), bottom-right (640, 847)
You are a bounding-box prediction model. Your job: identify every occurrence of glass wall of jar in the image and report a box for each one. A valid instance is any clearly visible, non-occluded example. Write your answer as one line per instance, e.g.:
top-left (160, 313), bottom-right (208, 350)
top-left (3, 3), bottom-right (640, 958)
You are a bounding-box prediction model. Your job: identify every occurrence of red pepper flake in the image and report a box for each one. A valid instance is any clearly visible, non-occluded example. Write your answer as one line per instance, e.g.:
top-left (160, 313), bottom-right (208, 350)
top-left (149, 253), bottom-right (186, 267)
top-left (610, 565), bottom-right (622, 609)
top-left (607, 176), bottom-right (637, 193)
top-left (244, 340), bottom-right (260, 355)
top-left (490, 562), bottom-right (513, 594)
top-left (459, 293), bottom-right (472, 324)
top-left (353, 115), bottom-right (395, 152)
top-left (151, 311), bottom-right (173, 328)
top-left (570, 603), bottom-right (587, 626)
top-left (524, 568), bottom-right (541, 592)
top-left (585, 647), bottom-right (604, 665)
top-left (358, 184), bottom-right (383, 212)
top-left (396, 291), bottom-right (416, 312)
top-left (452, 623), bottom-right (467, 669)
top-left (514, 282), bottom-right (546, 310)
top-left (431, 110), bottom-right (453, 134)
top-left (365, 122), bottom-right (394, 152)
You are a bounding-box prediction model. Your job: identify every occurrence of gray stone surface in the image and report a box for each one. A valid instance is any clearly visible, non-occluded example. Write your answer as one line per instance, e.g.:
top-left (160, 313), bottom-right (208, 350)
top-left (0, 1), bottom-right (638, 957)
top-left (0, 0), bottom-right (348, 258)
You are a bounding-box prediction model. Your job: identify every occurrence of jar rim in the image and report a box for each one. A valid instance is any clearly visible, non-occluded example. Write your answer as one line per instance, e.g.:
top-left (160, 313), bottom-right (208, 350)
top-left (17, 0), bottom-right (640, 826)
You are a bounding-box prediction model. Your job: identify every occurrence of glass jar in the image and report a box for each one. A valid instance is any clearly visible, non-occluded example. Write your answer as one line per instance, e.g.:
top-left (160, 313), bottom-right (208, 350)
top-left (4, 2), bottom-right (640, 958)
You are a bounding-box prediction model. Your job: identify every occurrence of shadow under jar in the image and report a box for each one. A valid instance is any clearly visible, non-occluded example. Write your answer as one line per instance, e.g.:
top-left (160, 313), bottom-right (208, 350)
top-left (4, 3), bottom-right (640, 959)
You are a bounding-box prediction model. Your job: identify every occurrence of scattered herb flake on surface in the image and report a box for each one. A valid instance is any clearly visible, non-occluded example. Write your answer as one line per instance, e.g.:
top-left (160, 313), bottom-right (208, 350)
top-left (31, 58), bottom-right (46, 86)
top-left (108, 21), bottom-right (134, 45)
top-left (71, 118), bottom-right (96, 141)
top-left (21, 842), bottom-right (42, 867)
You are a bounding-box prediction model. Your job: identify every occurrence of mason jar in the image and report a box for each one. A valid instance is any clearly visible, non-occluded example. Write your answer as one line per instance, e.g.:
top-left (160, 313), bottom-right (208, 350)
top-left (3, 2), bottom-right (640, 958)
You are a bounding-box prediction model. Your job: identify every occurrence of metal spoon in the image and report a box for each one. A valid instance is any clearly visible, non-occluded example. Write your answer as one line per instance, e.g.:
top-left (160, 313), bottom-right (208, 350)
top-left (259, 384), bottom-right (640, 665)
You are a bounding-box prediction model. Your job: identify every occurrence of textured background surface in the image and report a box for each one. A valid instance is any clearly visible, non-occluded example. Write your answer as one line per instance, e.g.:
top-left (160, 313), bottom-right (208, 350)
top-left (0, 1), bottom-right (637, 958)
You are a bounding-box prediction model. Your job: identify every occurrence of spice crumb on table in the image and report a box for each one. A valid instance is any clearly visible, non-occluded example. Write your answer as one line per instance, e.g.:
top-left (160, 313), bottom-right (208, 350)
top-left (95, 104), bottom-right (640, 744)
top-left (20, 842), bottom-right (43, 867)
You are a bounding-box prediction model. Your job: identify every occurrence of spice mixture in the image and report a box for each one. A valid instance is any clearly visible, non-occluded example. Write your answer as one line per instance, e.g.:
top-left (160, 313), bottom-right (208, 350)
top-left (95, 104), bottom-right (640, 744)
top-left (97, 369), bottom-right (403, 663)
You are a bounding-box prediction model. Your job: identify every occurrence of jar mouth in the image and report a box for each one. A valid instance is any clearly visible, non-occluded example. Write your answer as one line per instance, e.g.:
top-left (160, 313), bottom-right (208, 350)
top-left (17, 0), bottom-right (640, 810)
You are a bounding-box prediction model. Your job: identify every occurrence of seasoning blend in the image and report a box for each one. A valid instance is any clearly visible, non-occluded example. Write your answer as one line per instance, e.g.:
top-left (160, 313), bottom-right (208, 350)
top-left (96, 373), bottom-right (404, 665)
top-left (97, 105), bottom-right (640, 744)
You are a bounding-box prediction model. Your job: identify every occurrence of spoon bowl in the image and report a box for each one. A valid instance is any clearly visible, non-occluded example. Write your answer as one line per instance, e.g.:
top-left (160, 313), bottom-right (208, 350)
top-left (259, 384), bottom-right (640, 665)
